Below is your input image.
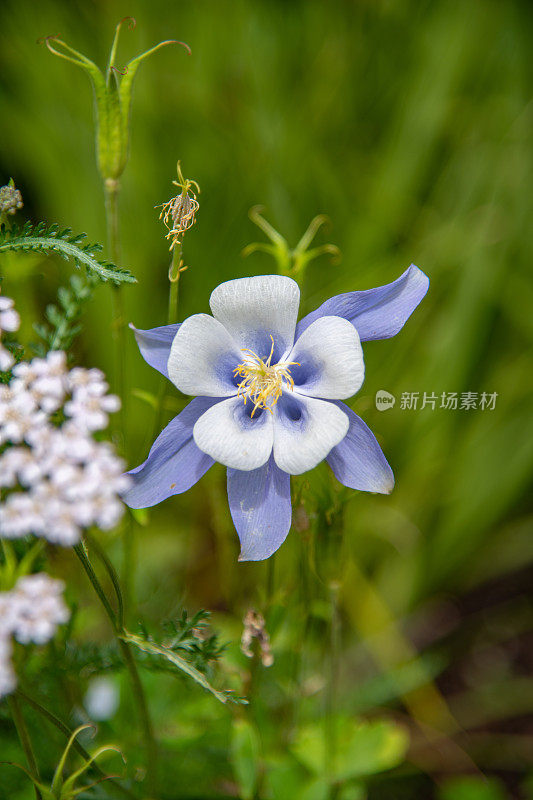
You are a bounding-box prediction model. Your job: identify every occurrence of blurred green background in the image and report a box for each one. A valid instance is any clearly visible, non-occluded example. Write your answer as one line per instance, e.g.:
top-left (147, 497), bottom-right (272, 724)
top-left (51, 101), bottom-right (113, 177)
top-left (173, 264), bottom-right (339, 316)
top-left (1, 0), bottom-right (532, 798)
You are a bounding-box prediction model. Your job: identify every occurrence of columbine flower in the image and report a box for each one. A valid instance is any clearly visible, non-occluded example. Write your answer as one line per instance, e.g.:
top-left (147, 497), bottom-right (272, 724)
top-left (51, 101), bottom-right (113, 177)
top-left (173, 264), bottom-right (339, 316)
top-left (124, 268), bottom-right (429, 561)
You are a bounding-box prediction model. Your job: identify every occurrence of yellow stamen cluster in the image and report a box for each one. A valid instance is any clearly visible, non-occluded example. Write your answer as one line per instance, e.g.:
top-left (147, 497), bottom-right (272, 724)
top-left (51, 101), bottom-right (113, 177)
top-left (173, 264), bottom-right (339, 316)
top-left (233, 336), bottom-right (299, 417)
top-left (157, 162), bottom-right (200, 251)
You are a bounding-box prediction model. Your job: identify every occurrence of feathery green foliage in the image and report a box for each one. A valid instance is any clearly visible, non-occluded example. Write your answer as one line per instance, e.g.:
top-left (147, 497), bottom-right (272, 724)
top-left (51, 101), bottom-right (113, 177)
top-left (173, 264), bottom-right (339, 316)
top-left (0, 221), bottom-right (135, 284)
top-left (32, 274), bottom-right (95, 354)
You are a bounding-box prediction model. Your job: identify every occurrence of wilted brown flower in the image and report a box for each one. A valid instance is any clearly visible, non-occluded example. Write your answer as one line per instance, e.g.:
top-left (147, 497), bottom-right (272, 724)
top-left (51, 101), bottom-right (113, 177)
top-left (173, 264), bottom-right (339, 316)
top-left (240, 609), bottom-right (274, 667)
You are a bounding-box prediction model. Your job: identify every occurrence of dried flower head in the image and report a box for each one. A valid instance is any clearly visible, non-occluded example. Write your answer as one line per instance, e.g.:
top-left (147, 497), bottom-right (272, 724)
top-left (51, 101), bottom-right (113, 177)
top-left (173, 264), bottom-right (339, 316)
top-left (158, 162), bottom-right (200, 251)
top-left (240, 609), bottom-right (274, 667)
top-left (0, 182), bottom-right (23, 217)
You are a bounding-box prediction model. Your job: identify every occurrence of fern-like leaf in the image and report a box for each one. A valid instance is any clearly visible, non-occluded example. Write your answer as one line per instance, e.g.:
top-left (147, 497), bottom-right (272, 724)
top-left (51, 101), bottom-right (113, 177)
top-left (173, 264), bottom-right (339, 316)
top-left (32, 274), bottom-right (97, 354)
top-left (0, 221), bottom-right (136, 284)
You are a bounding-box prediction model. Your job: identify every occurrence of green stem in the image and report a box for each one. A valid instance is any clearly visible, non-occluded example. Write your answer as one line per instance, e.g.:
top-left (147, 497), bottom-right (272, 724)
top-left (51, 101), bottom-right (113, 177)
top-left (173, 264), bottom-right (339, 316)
top-left (325, 583), bottom-right (340, 797)
top-left (291, 536), bottom-right (312, 733)
top-left (104, 178), bottom-right (134, 618)
top-left (118, 640), bottom-right (158, 793)
top-left (8, 693), bottom-right (42, 800)
top-left (74, 542), bottom-right (117, 629)
top-left (85, 532), bottom-right (125, 631)
top-left (167, 242), bottom-right (183, 324)
top-left (104, 179), bottom-right (126, 415)
top-left (151, 243), bottom-right (183, 440)
top-left (319, 507), bottom-right (344, 799)
top-left (73, 541), bottom-right (157, 796)
top-left (16, 690), bottom-right (137, 800)
top-left (122, 518), bottom-right (136, 626)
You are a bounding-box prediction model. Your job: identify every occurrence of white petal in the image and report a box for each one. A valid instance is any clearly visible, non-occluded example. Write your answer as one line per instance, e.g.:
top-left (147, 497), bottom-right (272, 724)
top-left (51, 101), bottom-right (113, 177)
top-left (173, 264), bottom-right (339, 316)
top-left (193, 396), bottom-right (274, 471)
top-left (167, 314), bottom-right (241, 397)
top-left (288, 316), bottom-right (364, 399)
top-left (273, 394), bottom-right (349, 475)
top-left (209, 275), bottom-right (300, 360)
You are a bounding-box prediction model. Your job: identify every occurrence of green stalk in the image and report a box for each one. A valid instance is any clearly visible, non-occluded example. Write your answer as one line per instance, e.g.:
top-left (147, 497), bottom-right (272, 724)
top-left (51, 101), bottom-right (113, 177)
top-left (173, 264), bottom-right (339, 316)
top-left (117, 639), bottom-right (158, 792)
top-left (103, 177), bottom-right (135, 616)
top-left (73, 541), bottom-right (157, 796)
top-left (85, 532), bottom-right (125, 631)
top-left (325, 583), bottom-right (340, 798)
top-left (167, 241), bottom-right (183, 325)
top-left (151, 242), bottom-right (183, 440)
top-left (74, 542), bottom-right (117, 628)
top-left (104, 178), bottom-right (126, 425)
top-left (8, 693), bottom-right (42, 800)
top-left (16, 690), bottom-right (137, 800)
top-left (291, 536), bottom-right (312, 732)
top-left (317, 504), bottom-right (345, 799)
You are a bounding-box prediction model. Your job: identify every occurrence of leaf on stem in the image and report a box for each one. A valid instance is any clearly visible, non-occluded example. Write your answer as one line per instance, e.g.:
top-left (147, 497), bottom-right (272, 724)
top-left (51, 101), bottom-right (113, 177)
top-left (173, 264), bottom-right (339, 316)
top-left (121, 629), bottom-right (245, 706)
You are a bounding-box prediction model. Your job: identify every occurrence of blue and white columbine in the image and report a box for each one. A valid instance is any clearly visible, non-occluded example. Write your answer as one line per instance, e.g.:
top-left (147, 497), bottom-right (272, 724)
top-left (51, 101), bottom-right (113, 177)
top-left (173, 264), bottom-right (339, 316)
top-left (125, 266), bottom-right (429, 561)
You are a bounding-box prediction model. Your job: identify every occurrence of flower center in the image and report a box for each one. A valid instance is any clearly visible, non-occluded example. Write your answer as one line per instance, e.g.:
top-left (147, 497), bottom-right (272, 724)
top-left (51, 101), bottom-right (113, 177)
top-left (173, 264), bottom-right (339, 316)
top-left (233, 336), bottom-right (299, 417)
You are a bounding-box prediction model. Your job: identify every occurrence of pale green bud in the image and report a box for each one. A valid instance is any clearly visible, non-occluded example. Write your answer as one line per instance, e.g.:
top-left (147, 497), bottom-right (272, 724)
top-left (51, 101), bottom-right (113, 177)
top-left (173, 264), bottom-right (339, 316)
top-left (41, 18), bottom-right (190, 183)
top-left (242, 206), bottom-right (341, 285)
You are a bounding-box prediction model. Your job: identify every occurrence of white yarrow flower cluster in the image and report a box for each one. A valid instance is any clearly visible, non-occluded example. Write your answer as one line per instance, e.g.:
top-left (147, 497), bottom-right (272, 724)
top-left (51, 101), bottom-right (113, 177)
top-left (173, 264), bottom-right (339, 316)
top-left (0, 301), bottom-right (130, 545)
top-left (0, 573), bottom-right (69, 698)
top-left (0, 291), bottom-right (20, 372)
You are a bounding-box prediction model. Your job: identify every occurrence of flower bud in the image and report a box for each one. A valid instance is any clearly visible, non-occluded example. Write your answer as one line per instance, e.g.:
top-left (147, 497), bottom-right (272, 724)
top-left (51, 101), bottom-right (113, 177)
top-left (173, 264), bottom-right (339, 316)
top-left (0, 180), bottom-right (23, 217)
top-left (42, 20), bottom-right (190, 184)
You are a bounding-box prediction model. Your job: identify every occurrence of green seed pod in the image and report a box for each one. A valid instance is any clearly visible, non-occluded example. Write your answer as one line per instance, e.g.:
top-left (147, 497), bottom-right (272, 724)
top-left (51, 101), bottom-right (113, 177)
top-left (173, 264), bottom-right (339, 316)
top-left (42, 18), bottom-right (190, 184)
